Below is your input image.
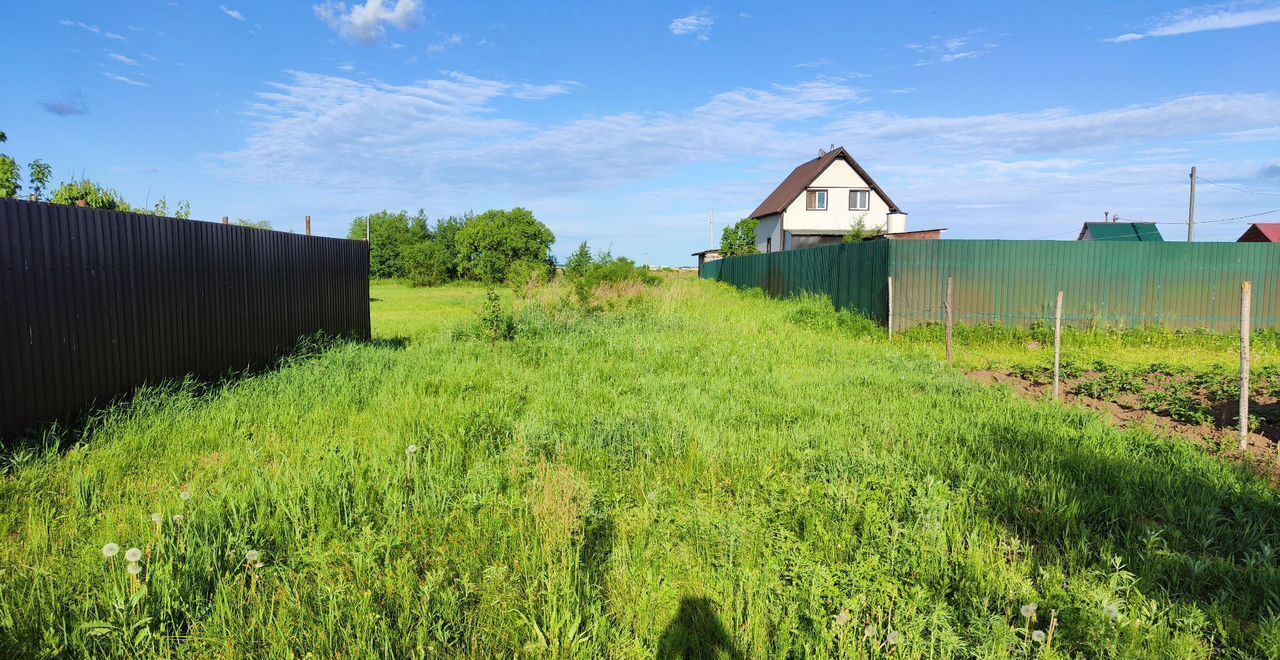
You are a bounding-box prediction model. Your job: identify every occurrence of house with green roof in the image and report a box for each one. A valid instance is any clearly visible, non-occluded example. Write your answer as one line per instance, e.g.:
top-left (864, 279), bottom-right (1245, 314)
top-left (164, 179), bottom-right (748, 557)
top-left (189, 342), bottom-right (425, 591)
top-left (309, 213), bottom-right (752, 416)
top-left (1076, 222), bottom-right (1164, 242)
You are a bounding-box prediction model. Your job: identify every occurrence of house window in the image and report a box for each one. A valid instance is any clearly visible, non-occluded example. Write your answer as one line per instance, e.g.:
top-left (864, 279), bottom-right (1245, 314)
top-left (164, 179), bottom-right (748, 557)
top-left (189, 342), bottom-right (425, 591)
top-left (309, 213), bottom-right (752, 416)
top-left (850, 189), bottom-right (870, 211)
top-left (806, 189), bottom-right (828, 210)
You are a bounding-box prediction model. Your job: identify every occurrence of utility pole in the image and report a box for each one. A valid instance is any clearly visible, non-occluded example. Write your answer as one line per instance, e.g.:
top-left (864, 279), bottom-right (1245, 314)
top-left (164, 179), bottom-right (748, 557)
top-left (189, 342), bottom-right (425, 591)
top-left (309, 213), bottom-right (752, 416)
top-left (710, 208), bottom-right (715, 249)
top-left (1187, 166), bottom-right (1197, 242)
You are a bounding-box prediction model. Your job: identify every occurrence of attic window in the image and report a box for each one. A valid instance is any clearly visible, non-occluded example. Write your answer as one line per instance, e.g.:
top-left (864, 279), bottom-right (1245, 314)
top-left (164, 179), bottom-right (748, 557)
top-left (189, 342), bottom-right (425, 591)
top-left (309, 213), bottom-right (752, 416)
top-left (850, 189), bottom-right (870, 211)
top-left (806, 190), bottom-right (828, 211)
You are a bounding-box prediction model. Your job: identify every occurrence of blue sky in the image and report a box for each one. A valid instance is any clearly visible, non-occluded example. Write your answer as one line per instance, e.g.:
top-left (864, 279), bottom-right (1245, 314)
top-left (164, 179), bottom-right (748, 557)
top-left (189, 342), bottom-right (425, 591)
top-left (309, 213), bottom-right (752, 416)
top-left (2, 1), bottom-right (1278, 264)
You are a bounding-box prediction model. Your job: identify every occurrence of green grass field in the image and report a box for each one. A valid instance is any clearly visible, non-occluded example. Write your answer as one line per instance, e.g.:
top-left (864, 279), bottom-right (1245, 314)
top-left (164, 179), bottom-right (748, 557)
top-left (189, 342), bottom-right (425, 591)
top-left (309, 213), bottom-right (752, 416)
top-left (2, 277), bottom-right (1279, 657)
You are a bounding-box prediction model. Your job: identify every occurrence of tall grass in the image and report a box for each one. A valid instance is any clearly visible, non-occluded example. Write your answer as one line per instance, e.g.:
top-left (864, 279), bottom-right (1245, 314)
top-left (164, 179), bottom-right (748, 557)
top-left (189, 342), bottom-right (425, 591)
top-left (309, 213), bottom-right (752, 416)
top-left (0, 278), bottom-right (1277, 657)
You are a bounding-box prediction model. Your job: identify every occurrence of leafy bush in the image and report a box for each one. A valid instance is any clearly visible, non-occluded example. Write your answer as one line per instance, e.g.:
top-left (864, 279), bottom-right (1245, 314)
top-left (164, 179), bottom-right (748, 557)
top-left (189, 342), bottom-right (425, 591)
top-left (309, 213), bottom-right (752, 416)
top-left (49, 178), bottom-right (134, 211)
top-left (347, 210), bottom-right (430, 279)
top-left (402, 240), bottom-right (451, 288)
top-left (719, 218), bottom-right (759, 257)
top-left (507, 258), bottom-right (552, 297)
top-left (478, 290), bottom-right (517, 342)
top-left (455, 208), bottom-right (554, 284)
top-left (563, 246), bottom-right (658, 311)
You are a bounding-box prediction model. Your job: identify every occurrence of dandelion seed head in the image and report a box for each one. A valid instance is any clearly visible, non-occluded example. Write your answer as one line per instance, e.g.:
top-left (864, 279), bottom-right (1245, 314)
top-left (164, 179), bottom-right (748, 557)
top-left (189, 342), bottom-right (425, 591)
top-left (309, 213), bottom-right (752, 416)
top-left (125, 547), bottom-right (142, 562)
top-left (1021, 603), bottom-right (1037, 618)
top-left (1031, 630), bottom-right (1046, 643)
top-left (173, 514), bottom-right (183, 524)
top-left (179, 489), bottom-right (191, 501)
top-left (126, 561), bottom-right (141, 575)
top-left (1104, 604), bottom-right (1120, 621)
top-left (406, 444), bottom-right (418, 455)
top-left (151, 512), bottom-right (163, 525)
top-left (246, 550), bottom-right (260, 563)
top-left (832, 610), bottom-right (850, 627)
top-left (254, 562), bottom-right (264, 569)
top-left (102, 543), bottom-right (120, 558)
top-left (886, 630), bottom-right (899, 646)
top-left (863, 624), bottom-right (876, 639)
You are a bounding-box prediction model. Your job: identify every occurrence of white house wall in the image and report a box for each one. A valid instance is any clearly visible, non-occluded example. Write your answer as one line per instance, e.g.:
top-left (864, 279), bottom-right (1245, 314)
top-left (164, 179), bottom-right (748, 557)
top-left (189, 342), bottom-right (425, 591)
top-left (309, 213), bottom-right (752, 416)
top-left (782, 159), bottom-right (892, 234)
top-left (754, 214), bottom-right (782, 252)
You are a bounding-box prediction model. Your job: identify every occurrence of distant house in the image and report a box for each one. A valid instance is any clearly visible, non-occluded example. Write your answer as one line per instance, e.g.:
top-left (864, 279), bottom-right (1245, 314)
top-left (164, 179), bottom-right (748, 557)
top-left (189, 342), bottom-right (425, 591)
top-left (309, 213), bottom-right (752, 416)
top-left (1077, 222), bottom-right (1164, 242)
top-left (1237, 223), bottom-right (1280, 243)
top-left (691, 248), bottom-right (722, 270)
top-left (747, 147), bottom-right (908, 252)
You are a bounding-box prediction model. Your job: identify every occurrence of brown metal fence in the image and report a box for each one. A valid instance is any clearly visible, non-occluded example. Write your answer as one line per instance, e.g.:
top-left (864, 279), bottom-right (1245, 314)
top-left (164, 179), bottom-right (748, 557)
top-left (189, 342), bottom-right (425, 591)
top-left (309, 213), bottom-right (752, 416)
top-left (1, 199), bottom-right (371, 437)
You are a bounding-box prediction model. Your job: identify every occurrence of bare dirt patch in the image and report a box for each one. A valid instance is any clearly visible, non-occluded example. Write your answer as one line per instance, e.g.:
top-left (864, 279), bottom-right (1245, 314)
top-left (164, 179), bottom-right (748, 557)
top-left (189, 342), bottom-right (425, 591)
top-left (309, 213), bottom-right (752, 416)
top-left (969, 369), bottom-right (1280, 483)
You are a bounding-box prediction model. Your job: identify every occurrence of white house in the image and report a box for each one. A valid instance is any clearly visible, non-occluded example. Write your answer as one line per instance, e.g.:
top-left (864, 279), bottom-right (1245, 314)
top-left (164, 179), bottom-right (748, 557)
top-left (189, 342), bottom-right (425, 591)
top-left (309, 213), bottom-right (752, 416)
top-left (748, 147), bottom-right (907, 252)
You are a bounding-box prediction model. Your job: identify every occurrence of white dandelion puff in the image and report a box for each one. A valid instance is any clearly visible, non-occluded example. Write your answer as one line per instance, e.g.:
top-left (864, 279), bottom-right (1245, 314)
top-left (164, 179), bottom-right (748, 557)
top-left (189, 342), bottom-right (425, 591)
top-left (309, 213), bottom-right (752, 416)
top-left (173, 514), bottom-right (184, 524)
top-left (1031, 630), bottom-right (1046, 643)
top-left (179, 489), bottom-right (192, 501)
top-left (246, 549), bottom-right (261, 563)
top-left (863, 624), bottom-right (876, 639)
top-left (126, 561), bottom-right (142, 575)
top-left (125, 547), bottom-right (142, 562)
top-left (832, 610), bottom-right (850, 627)
top-left (151, 512), bottom-right (163, 525)
top-left (254, 562), bottom-right (265, 569)
top-left (1021, 603), bottom-right (1037, 619)
top-left (406, 444), bottom-right (418, 456)
top-left (102, 543), bottom-right (120, 558)
top-left (886, 630), bottom-right (899, 646)
top-left (1104, 604), bottom-right (1120, 621)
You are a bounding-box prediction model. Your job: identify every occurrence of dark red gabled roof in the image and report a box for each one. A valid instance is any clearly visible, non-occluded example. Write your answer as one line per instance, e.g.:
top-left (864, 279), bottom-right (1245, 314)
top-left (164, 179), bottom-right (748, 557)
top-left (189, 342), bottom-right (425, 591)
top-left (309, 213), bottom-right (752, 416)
top-left (1237, 223), bottom-right (1280, 243)
top-left (748, 147), bottom-right (901, 219)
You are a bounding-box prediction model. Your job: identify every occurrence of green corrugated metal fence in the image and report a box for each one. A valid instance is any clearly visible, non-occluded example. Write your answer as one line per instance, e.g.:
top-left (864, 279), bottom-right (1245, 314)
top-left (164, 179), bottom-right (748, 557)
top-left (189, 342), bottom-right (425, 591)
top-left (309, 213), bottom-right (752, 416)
top-left (700, 240), bottom-right (1280, 331)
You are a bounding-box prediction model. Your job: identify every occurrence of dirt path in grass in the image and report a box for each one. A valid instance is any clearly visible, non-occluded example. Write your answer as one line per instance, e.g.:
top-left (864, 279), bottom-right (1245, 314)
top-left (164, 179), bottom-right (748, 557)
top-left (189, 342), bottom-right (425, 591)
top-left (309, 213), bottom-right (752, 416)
top-left (969, 369), bottom-right (1280, 483)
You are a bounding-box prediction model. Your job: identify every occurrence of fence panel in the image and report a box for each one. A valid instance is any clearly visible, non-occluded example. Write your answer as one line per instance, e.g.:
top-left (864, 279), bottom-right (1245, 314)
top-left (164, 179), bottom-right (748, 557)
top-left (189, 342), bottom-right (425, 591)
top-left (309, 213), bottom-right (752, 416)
top-left (701, 239), bottom-right (1280, 332)
top-left (0, 199), bottom-right (370, 437)
top-left (889, 241), bottom-right (1280, 331)
top-left (701, 241), bottom-right (890, 322)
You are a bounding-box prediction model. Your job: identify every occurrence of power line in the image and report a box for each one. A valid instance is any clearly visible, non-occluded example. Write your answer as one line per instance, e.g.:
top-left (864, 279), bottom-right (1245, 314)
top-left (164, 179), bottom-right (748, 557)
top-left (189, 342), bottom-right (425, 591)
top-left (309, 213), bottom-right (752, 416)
top-left (1196, 208), bottom-right (1280, 225)
top-left (1198, 176), bottom-right (1280, 197)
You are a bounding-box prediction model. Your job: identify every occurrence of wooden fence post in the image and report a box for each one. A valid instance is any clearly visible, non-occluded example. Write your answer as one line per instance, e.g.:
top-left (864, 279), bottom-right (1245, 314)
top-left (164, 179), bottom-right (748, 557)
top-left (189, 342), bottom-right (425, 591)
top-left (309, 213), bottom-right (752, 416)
top-left (1240, 281), bottom-right (1251, 451)
top-left (365, 219), bottom-right (371, 242)
top-left (1053, 291), bottom-right (1064, 399)
top-left (945, 276), bottom-right (954, 363)
top-left (305, 215), bottom-right (312, 236)
top-left (222, 216), bottom-right (229, 225)
top-left (887, 275), bottom-right (894, 341)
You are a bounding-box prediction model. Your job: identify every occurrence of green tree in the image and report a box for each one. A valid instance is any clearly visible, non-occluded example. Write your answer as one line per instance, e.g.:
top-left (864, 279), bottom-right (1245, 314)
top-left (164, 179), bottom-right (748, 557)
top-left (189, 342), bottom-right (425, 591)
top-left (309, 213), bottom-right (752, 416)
top-left (0, 155), bottom-right (18, 199)
top-left (27, 159), bottom-right (52, 201)
top-left (347, 210), bottom-right (428, 279)
top-left (49, 178), bottom-right (133, 211)
top-left (563, 241), bottom-right (593, 276)
top-left (402, 240), bottom-right (451, 287)
top-left (720, 218), bottom-right (760, 257)
top-left (455, 208), bottom-right (554, 283)
top-left (842, 214), bottom-right (879, 243)
top-left (235, 218), bottom-right (273, 230)
top-left (431, 213), bottom-right (470, 279)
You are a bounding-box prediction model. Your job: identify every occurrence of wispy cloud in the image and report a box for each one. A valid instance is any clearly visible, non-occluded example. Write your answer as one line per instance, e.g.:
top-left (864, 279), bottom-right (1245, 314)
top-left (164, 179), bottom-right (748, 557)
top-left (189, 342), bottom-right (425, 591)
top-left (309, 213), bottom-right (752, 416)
top-left (108, 53), bottom-right (140, 67)
top-left (219, 5), bottom-right (246, 21)
top-left (40, 91), bottom-right (89, 116)
top-left (795, 58), bottom-right (831, 69)
top-left (907, 35), bottom-right (996, 65)
top-left (1108, 2), bottom-right (1280, 42)
top-left (669, 12), bottom-right (714, 40)
top-left (427, 33), bottom-right (463, 54)
top-left (1259, 162), bottom-right (1280, 180)
top-left (103, 72), bottom-right (149, 87)
top-left (314, 0), bottom-right (421, 45)
top-left (512, 81), bottom-right (582, 100)
top-left (214, 72), bottom-right (860, 196)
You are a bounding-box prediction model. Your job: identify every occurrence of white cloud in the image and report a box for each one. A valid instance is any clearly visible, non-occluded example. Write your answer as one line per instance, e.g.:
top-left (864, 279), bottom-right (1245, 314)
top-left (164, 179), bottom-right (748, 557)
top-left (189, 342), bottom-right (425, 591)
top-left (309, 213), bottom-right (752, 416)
top-left (1108, 2), bottom-right (1280, 42)
top-left (907, 35), bottom-right (996, 65)
top-left (108, 53), bottom-right (140, 67)
top-left (511, 81), bottom-right (581, 100)
top-left (103, 72), bottom-right (149, 87)
top-left (212, 71), bottom-right (1280, 255)
top-left (427, 33), bottom-right (463, 54)
top-left (219, 5), bottom-right (245, 21)
top-left (669, 13), bottom-right (713, 40)
top-left (314, 0), bottom-right (420, 45)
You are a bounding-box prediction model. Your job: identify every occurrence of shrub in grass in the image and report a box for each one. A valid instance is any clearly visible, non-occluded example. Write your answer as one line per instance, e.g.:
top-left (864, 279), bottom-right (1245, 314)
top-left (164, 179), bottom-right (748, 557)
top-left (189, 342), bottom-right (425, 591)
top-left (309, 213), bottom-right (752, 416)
top-left (401, 240), bottom-right (451, 287)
